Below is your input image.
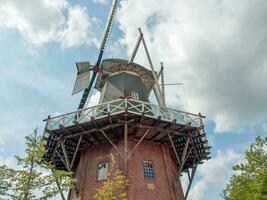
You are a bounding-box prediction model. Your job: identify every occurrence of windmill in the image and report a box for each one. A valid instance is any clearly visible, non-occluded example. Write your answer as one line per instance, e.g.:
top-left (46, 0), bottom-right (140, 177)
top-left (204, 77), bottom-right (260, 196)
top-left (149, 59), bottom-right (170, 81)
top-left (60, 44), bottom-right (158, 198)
top-left (43, 1), bottom-right (211, 199)
top-left (72, 0), bottom-right (119, 109)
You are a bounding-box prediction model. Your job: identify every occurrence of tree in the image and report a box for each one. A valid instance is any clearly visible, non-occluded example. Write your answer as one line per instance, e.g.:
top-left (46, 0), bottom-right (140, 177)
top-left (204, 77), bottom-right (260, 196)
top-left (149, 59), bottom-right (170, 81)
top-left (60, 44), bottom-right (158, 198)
top-left (0, 165), bottom-right (18, 198)
top-left (0, 128), bottom-right (76, 200)
top-left (94, 153), bottom-right (129, 200)
top-left (223, 136), bottom-right (267, 200)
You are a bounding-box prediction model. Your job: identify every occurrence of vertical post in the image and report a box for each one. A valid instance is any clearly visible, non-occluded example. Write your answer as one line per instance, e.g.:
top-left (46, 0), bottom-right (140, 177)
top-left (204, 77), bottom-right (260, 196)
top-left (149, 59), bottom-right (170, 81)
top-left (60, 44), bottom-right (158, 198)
top-left (124, 123), bottom-right (128, 175)
top-left (160, 62), bottom-right (166, 105)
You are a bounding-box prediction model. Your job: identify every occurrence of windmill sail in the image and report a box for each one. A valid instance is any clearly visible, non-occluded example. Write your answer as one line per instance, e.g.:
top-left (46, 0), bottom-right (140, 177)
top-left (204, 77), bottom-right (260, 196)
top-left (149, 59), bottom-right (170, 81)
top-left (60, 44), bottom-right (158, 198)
top-left (72, 62), bottom-right (90, 95)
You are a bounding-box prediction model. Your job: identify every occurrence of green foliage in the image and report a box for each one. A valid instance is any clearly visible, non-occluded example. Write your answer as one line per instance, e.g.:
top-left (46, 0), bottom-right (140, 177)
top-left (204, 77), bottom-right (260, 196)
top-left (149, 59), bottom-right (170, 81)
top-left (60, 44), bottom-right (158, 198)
top-left (94, 153), bottom-right (129, 200)
top-left (94, 170), bottom-right (129, 200)
top-left (0, 128), bottom-right (76, 200)
top-left (0, 165), bottom-right (18, 197)
top-left (223, 136), bottom-right (267, 200)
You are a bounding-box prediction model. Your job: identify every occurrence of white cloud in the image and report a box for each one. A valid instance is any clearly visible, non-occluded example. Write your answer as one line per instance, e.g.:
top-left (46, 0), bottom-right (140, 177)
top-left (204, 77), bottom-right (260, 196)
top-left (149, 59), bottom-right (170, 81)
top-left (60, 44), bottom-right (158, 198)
top-left (0, 0), bottom-right (98, 48)
top-left (214, 113), bottom-right (235, 133)
top-left (0, 155), bottom-right (18, 169)
top-left (57, 5), bottom-right (98, 48)
top-left (117, 0), bottom-right (267, 133)
top-left (92, 0), bottom-right (108, 5)
top-left (188, 149), bottom-right (242, 200)
top-left (261, 123), bottom-right (267, 132)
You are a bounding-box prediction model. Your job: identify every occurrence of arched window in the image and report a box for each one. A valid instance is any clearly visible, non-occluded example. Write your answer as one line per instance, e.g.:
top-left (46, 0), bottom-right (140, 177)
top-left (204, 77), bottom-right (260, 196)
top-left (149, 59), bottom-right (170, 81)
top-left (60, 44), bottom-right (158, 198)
top-left (143, 161), bottom-right (154, 179)
top-left (97, 162), bottom-right (109, 181)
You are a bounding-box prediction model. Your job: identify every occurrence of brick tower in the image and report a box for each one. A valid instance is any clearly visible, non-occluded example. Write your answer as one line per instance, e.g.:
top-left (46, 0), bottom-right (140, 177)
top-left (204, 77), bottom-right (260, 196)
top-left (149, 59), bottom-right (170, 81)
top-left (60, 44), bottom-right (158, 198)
top-left (43, 1), bottom-right (211, 200)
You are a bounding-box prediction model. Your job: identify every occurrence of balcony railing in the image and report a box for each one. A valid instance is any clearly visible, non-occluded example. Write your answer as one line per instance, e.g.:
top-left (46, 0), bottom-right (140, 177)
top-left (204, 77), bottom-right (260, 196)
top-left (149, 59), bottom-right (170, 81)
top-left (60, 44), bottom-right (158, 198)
top-left (44, 98), bottom-right (204, 130)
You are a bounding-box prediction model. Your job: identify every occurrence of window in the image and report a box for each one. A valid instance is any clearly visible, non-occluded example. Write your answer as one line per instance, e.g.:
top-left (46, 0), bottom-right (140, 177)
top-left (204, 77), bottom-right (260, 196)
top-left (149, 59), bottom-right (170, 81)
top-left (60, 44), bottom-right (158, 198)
top-left (97, 162), bottom-right (108, 181)
top-left (143, 161), bottom-right (154, 179)
top-left (131, 91), bottom-right (139, 99)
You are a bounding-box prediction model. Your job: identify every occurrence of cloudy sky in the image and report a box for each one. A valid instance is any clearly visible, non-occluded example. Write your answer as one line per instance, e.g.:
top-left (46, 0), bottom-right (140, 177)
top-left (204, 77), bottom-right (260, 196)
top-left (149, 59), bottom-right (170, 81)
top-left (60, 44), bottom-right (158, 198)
top-left (0, 0), bottom-right (266, 199)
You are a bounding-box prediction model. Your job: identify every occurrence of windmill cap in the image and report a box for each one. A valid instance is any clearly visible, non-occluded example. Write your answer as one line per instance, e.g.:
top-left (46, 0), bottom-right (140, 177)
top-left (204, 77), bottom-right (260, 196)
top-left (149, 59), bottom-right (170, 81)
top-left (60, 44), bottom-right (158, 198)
top-left (95, 58), bottom-right (156, 93)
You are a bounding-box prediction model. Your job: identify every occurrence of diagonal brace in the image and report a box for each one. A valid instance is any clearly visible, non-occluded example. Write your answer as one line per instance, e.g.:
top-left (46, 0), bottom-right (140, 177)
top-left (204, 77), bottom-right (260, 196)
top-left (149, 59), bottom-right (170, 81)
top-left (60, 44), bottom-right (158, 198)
top-left (127, 129), bottom-right (150, 159)
top-left (100, 129), bottom-right (124, 158)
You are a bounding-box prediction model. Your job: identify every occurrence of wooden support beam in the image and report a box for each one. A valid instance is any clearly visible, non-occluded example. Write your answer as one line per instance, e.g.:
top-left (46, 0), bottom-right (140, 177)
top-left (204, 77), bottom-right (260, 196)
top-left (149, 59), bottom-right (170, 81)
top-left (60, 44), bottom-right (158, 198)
top-left (139, 28), bottom-right (165, 107)
top-left (59, 124), bottom-right (72, 135)
top-left (117, 119), bottom-right (135, 124)
top-left (167, 133), bottom-right (181, 166)
top-left (63, 123), bottom-right (122, 139)
top-left (149, 131), bottom-right (161, 141)
top-left (184, 146), bottom-right (193, 164)
top-left (134, 124), bottom-right (184, 135)
top-left (60, 141), bottom-right (71, 171)
top-left (185, 164), bottom-right (198, 200)
top-left (50, 135), bottom-right (63, 161)
top-left (100, 129), bottom-right (124, 158)
top-left (179, 136), bottom-right (190, 174)
top-left (70, 136), bottom-right (83, 169)
top-left (127, 129), bottom-right (150, 159)
top-left (179, 122), bottom-right (192, 132)
top-left (124, 123), bottom-right (128, 174)
top-left (147, 116), bottom-right (164, 141)
top-left (91, 117), bottom-right (97, 125)
top-left (108, 113), bottom-right (116, 135)
top-left (129, 30), bottom-right (143, 63)
top-left (56, 150), bottom-right (70, 171)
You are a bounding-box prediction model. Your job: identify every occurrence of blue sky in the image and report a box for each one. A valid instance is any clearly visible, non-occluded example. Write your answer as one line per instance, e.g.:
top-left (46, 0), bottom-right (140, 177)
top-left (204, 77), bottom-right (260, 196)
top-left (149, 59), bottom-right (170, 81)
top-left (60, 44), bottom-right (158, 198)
top-left (0, 0), bottom-right (267, 199)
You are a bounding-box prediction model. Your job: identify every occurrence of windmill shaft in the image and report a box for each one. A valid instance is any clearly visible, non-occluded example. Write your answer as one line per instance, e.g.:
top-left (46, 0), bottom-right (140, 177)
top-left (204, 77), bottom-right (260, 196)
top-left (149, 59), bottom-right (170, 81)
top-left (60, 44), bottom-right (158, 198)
top-left (78, 72), bottom-right (97, 109)
top-left (78, 0), bottom-right (118, 109)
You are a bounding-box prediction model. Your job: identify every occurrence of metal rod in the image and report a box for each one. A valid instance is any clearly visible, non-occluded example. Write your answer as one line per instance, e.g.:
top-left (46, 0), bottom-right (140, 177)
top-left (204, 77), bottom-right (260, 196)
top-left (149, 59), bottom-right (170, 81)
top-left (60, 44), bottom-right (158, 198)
top-left (159, 83), bottom-right (184, 86)
top-left (160, 62), bottom-right (166, 105)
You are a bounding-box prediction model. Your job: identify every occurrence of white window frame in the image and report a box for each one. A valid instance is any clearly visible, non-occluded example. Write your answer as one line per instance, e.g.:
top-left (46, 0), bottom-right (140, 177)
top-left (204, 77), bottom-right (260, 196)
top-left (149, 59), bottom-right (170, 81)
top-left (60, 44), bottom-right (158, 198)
top-left (97, 162), bottom-right (109, 181)
top-left (131, 91), bottom-right (139, 99)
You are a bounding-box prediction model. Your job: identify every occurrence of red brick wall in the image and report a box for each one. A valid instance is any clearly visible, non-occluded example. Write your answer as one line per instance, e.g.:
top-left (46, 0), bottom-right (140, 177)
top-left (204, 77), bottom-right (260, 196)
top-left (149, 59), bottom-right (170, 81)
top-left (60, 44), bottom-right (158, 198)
top-left (71, 138), bottom-right (184, 200)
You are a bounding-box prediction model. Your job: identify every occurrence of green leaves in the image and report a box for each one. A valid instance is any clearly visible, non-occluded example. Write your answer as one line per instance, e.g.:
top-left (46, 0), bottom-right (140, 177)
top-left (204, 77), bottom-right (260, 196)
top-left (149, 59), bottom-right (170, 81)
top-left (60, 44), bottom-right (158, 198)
top-left (0, 128), bottom-right (76, 200)
top-left (223, 136), bottom-right (267, 200)
top-left (94, 153), bottom-right (129, 200)
top-left (94, 170), bottom-right (129, 200)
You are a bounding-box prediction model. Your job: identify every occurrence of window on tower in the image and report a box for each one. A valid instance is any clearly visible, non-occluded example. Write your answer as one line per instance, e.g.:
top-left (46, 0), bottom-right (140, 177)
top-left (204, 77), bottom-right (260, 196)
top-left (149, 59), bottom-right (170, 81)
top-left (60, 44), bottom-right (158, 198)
top-left (97, 162), bottom-right (109, 181)
top-left (131, 91), bottom-right (139, 99)
top-left (143, 161), bottom-right (155, 179)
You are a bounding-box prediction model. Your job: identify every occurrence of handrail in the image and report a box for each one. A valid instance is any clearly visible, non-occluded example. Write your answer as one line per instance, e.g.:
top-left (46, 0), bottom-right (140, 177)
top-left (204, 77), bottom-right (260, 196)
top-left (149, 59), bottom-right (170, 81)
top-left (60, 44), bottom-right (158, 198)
top-left (44, 99), bottom-right (205, 130)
